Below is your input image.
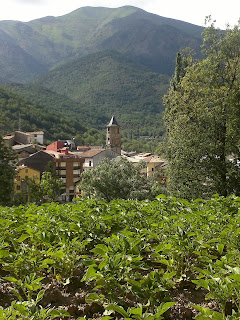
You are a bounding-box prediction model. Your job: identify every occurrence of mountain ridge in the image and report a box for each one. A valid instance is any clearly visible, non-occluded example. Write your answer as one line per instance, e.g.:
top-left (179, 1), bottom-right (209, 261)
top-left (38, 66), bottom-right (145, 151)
top-left (0, 6), bottom-right (204, 82)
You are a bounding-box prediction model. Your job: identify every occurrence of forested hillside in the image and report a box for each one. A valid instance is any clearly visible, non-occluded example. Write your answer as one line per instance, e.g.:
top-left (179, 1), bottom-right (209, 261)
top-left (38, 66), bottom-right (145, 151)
top-left (6, 51), bottom-right (169, 139)
top-left (0, 5), bottom-right (205, 147)
top-left (0, 87), bottom-right (86, 141)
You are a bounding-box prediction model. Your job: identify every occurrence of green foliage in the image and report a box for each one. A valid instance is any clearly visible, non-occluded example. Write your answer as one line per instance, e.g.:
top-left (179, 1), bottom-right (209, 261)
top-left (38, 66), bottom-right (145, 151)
top-left (0, 196), bottom-right (240, 318)
top-left (0, 300), bottom-right (70, 319)
top-left (79, 157), bottom-right (157, 202)
top-left (164, 22), bottom-right (240, 199)
top-left (25, 163), bottom-right (63, 204)
top-left (39, 172), bottom-right (63, 202)
top-left (4, 50), bottom-right (168, 147)
top-left (0, 137), bottom-right (17, 206)
top-left (0, 86), bottom-right (86, 141)
top-left (32, 50), bottom-right (168, 138)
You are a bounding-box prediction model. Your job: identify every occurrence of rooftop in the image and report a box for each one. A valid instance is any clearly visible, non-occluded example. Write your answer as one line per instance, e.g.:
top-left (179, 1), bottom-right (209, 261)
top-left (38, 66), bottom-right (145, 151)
top-left (80, 149), bottom-right (105, 158)
top-left (107, 115), bottom-right (119, 127)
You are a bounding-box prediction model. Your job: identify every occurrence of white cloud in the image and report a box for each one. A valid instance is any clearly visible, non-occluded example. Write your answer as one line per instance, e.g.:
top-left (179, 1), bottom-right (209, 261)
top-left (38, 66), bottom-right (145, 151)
top-left (13, 0), bottom-right (46, 4)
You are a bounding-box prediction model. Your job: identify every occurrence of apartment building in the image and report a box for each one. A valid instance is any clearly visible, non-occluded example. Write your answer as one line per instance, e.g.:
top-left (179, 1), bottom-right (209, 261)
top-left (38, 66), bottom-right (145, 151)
top-left (45, 148), bottom-right (84, 201)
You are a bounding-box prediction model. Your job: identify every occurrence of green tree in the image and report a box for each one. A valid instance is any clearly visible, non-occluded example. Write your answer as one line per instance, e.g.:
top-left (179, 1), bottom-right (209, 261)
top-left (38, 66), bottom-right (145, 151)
top-left (164, 21), bottom-right (240, 199)
top-left (0, 138), bottom-right (16, 205)
top-left (26, 162), bottom-right (63, 204)
top-left (79, 157), bottom-right (157, 202)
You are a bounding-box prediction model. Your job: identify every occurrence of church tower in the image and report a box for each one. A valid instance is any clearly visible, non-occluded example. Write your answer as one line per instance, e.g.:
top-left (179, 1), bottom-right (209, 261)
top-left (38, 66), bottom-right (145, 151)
top-left (106, 115), bottom-right (121, 155)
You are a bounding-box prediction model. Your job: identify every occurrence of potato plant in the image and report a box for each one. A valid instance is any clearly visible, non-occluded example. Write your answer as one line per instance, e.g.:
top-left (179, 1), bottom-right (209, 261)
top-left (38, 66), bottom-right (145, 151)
top-left (0, 195), bottom-right (240, 319)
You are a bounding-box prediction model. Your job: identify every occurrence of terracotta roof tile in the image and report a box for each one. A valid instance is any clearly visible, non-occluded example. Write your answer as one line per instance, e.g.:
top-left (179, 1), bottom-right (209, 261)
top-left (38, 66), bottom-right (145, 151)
top-left (80, 149), bottom-right (105, 158)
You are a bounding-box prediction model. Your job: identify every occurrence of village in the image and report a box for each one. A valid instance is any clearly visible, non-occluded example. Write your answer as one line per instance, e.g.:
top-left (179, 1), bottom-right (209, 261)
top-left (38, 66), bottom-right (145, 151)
top-left (3, 116), bottom-right (167, 202)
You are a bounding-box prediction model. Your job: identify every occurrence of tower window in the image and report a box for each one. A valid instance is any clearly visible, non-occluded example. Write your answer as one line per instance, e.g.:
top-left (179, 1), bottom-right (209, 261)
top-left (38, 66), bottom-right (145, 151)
top-left (108, 127), bottom-right (110, 132)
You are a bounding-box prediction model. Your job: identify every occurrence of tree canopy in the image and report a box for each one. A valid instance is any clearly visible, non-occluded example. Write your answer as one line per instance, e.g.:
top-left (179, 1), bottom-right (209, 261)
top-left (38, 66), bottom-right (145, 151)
top-left (0, 138), bottom-right (16, 205)
top-left (164, 21), bottom-right (240, 199)
top-left (78, 157), bottom-right (158, 202)
top-left (25, 162), bottom-right (63, 204)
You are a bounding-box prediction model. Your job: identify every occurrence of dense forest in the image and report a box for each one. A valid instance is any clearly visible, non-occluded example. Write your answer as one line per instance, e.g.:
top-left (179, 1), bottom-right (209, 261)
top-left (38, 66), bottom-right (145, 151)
top-left (5, 51), bottom-right (168, 141)
top-left (0, 87), bottom-right (86, 142)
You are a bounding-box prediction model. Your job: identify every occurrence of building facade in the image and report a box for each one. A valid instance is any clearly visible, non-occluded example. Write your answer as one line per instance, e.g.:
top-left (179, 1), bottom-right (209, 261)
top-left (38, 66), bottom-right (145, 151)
top-left (80, 148), bottom-right (119, 170)
top-left (18, 149), bottom-right (84, 201)
top-left (14, 165), bottom-right (40, 200)
top-left (3, 131), bottom-right (44, 146)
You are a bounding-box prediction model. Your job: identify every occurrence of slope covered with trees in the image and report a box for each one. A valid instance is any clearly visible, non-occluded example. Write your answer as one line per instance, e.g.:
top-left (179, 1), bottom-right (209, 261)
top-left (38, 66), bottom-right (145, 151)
top-left (33, 50), bottom-right (169, 138)
top-left (0, 86), bottom-right (86, 141)
top-left (5, 51), bottom-right (169, 140)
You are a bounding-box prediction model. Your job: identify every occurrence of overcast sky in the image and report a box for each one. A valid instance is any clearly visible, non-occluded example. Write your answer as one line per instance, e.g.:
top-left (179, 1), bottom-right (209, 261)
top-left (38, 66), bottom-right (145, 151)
top-left (2, 0), bottom-right (240, 29)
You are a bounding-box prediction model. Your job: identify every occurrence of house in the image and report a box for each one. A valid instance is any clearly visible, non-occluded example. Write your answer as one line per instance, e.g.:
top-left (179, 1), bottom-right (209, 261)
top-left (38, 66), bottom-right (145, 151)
top-left (46, 139), bottom-right (77, 152)
top-left (14, 165), bottom-right (40, 200)
top-left (3, 131), bottom-right (44, 146)
top-left (77, 146), bottom-right (91, 152)
top-left (45, 148), bottom-right (84, 202)
top-left (18, 149), bottom-right (84, 201)
top-left (18, 150), bottom-right (54, 175)
top-left (143, 155), bottom-right (166, 178)
top-left (122, 152), bottom-right (167, 183)
top-left (80, 148), bottom-right (118, 170)
top-left (12, 144), bottom-right (37, 161)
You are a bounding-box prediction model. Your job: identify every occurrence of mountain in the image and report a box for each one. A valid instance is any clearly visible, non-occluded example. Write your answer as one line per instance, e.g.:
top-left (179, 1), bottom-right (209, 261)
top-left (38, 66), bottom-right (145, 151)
top-left (0, 6), bottom-right (204, 82)
top-left (5, 50), bottom-right (169, 137)
top-left (0, 86), bottom-right (86, 141)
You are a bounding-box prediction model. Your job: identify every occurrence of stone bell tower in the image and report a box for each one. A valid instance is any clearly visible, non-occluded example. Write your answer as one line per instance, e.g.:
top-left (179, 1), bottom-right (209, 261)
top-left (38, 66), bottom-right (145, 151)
top-left (106, 115), bottom-right (121, 155)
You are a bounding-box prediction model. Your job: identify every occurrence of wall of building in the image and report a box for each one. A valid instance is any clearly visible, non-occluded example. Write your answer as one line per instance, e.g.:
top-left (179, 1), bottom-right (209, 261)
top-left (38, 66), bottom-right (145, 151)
top-left (55, 157), bottom-right (84, 201)
top-left (14, 166), bottom-right (40, 194)
top-left (83, 149), bottom-right (118, 170)
top-left (106, 126), bottom-right (121, 155)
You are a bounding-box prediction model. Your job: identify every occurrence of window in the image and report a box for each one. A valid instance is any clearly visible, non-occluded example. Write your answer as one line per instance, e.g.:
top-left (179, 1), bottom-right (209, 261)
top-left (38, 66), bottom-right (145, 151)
top-left (59, 162), bottom-right (66, 167)
top-left (17, 185), bottom-right (21, 190)
top-left (73, 162), bottom-right (80, 167)
top-left (89, 161), bottom-right (92, 167)
top-left (16, 176), bottom-right (20, 181)
top-left (152, 168), bottom-right (154, 172)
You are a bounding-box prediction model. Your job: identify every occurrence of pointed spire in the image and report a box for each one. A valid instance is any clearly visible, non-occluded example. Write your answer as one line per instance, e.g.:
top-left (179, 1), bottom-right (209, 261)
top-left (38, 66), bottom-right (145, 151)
top-left (107, 115), bottom-right (119, 127)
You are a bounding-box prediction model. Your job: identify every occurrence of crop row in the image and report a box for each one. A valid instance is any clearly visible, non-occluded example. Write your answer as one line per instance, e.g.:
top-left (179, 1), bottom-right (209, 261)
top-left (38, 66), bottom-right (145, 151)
top-left (0, 195), bottom-right (240, 319)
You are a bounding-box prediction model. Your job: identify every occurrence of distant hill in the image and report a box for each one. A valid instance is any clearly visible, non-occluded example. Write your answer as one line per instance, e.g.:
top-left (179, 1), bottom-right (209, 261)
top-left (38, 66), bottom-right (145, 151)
top-left (0, 86), bottom-right (86, 141)
top-left (6, 51), bottom-right (169, 137)
top-left (0, 6), bottom-right (204, 82)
